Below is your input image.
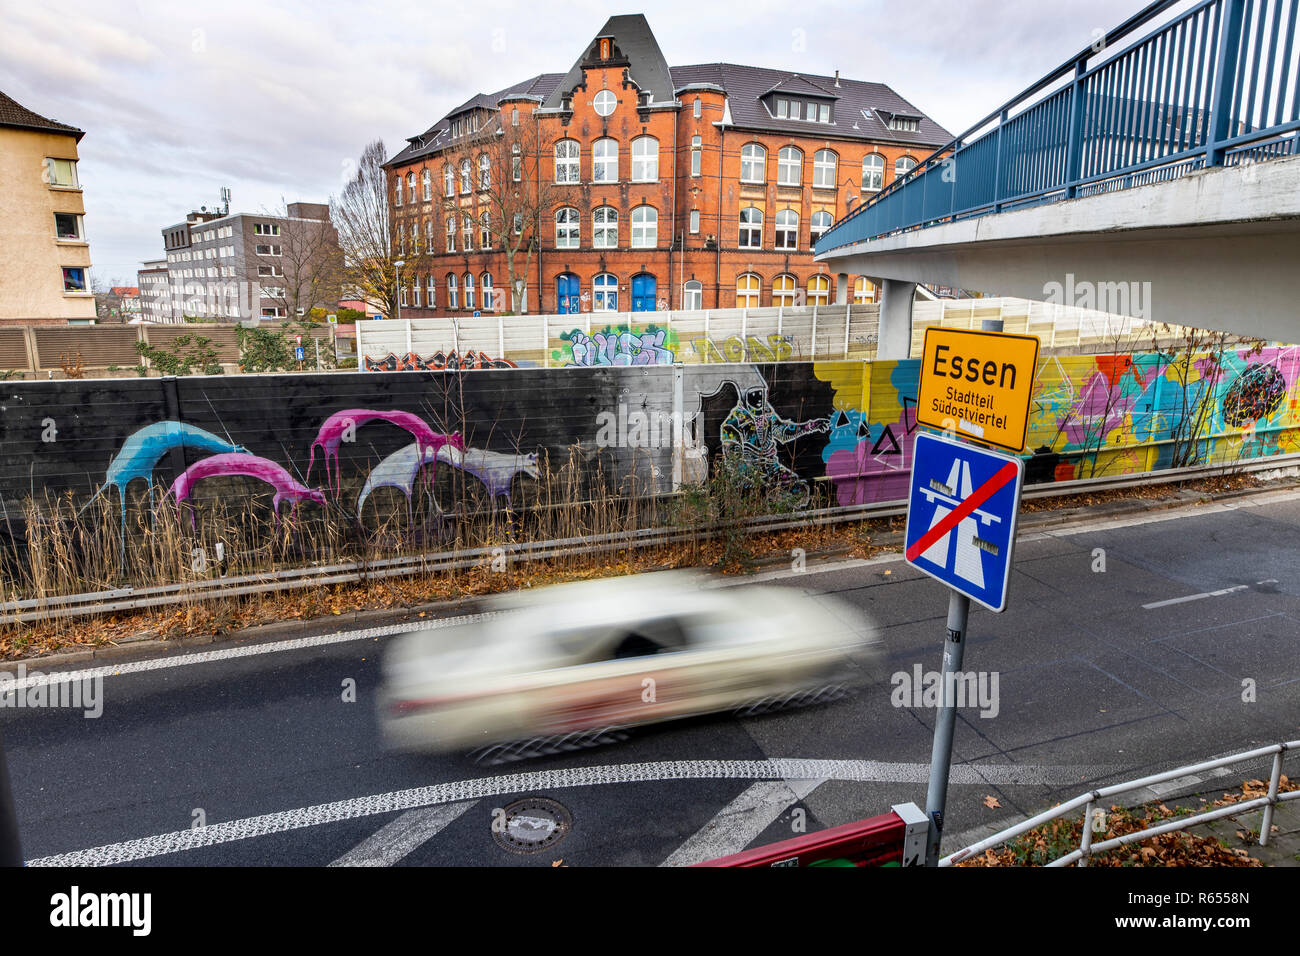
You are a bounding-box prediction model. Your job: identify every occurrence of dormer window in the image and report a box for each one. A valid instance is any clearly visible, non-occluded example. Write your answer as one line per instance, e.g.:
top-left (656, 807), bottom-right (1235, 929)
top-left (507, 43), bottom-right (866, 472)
top-left (773, 97), bottom-right (831, 124)
top-left (875, 109), bottom-right (921, 133)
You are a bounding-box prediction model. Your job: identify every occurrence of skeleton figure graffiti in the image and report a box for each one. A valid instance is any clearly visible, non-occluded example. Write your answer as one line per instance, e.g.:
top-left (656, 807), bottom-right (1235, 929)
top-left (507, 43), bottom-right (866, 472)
top-left (719, 386), bottom-right (830, 506)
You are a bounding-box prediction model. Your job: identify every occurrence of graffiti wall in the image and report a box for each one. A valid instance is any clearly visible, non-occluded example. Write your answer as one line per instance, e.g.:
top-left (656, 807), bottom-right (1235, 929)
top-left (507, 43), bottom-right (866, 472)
top-left (1, 345), bottom-right (1297, 547)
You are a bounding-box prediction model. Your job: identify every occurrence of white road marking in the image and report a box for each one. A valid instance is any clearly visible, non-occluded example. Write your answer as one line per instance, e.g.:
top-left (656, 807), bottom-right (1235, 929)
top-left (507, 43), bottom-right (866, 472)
top-left (1142, 579), bottom-right (1277, 610)
top-left (329, 801), bottom-right (477, 867)
top-left (26, 758), bottom-right (1103, 867)
top-left (660, 778), bottom-right (824, 867)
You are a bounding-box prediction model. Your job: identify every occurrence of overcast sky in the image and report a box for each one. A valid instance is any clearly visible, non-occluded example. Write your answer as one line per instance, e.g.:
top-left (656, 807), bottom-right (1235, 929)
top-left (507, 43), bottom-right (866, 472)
top-left (1, 0), bottom-right (1153, 285)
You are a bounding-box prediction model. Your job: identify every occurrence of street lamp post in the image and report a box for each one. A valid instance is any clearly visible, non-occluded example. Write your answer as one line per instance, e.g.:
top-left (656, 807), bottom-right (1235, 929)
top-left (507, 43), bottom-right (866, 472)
top-left (394, 259), bottom-right (405, 323)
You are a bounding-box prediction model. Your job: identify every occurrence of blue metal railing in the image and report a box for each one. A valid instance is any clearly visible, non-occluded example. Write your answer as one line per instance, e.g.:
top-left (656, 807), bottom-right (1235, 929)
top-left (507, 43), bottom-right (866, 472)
top-left (816, 0), bottom-right (1300, 254)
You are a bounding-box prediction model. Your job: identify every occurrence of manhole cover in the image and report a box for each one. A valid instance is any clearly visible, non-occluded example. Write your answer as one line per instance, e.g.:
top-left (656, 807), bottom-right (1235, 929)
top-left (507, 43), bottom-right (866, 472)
top-left (492, 797), bottom-right (573, 855)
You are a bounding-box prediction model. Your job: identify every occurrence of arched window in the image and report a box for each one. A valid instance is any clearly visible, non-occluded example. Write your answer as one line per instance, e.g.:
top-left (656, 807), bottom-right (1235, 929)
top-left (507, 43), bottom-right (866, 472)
top-left (810, 210), bottom-right (833, 245)
top-left (394, 176), bottom-right (403, 206)
top-left (593, 272), bottom-right (618, 311)
top-left (425, 219), bottom-right (435, 249)
top-left (862, 154), bottom-right (885, 192)
top-left (460, 160), bottom-right (471, 194)
top-left (895, 155), bottom-right (917, 179)
top-left (740, 143), bottom-right (766, 183)
top-left (412, 276), bottom-right (421, 307)
top-left (775, 209), bottom-right (798, 250)
top-left (813, 149), bottom-right (838, 188)
top-left (593, 206), bottom-right (618, 248)
top-left (421, 168), bottom-right (431, 201)
top-left (736, 273), bottom-right (761, 308)
top-left (411, 221), bottom-right (420, 254)
top-left (462, 215), bottom-right (473, 250)
top-left (464, 272), bottom-right (475, 310)
top-left (772, 273), bottom-right (798, 307)
top-left (738, 207), bottom-right (763, 248)
top-left (427, 274), bottom-right (436, 309)
top-left (447, 273), bottom-right (458, 310)
top-left (443, 165), bottom-right (454, 197)
top-left (853, 276), bottom-right (876, 304)
top-left (407, 172), bottom-right (415, 196)
top-left (631, 136), bottom-right (659, 181)
top-left (630, 205), bottom-right (657, 248)
top-left (777, 147), bottom-right (803, 186)
top-left (445, 214), bottom-right (455, 252)
top-left (554, 139), bottom-right (580, 183)
top-left (481, 272), bottom-right (493, 311)
top-left (683, 279), bottom-right (703, 310)
top-left (478, 153), bottom-right (490, 189)
top-left (556, 207), bottom-right (580, 248)
top-left (808, 274), bottom-right (830, 305)
top-left (480, 212), bottom-right (491, 249)
top-left (593, 138), bottom-right (618, 182)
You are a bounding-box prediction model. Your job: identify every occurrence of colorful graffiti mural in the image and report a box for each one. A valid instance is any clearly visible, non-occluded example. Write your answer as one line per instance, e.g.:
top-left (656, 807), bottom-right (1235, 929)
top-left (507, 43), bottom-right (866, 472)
top-left (168, 453), bottom-right (326, 526)
top-left (688, 335), bottom-right (795, 363)
top-left (719, 384), bottom-right (830, 507)
top-left (552, 325), bottom-right (678, 367)
top-left (308, 410), bottom-right (464, 497)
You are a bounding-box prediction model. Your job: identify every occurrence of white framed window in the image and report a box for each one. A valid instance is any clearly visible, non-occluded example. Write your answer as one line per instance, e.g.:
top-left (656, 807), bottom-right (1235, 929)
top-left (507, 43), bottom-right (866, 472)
top-left (808, 274), bottom-right (831, 305)
top-left (462, 215), bottom-right (473, 249)
top-left (773, 273), bottom-right (798, 306)
top-left (810, 210), bottom-right (833, 245)
top-left (412, 281), bottom-right (421, 307)
top-left (464, 272), bottom-right (475, 310)
top-left (593, 90), bottom-right (617, 117)
top-left (554, 139), bottom-right (580, 183)
top-left (689, 209), bottom-right (700, 234)
top-left (683, 279), bottom-right (702, 310)
top-left (693, 98), bottom-right (702, 119)
top-left (736, 273), bottom-right (760, 308)
top-left (447, 273), bottom-right (458, 309)
top-left (740, 143), bottom-right (766, 183)
top-left (853, 276), bottom-right (875, 304)
top-left (407, 172), bottom-right (415, 198)
top-left (511, 108), bottom-right (519, 126)
top-left (44, 158), bottom-right (79, 187)
top-left (394, 177), bottom-right (403, 206)
top-left (738, 207), bottom-right (762, 248)
top-left (255, 244), bottom-right (282, 256)
top-left (400, 285), bottom-right (408, 307)
top-left (862, 154), bottom-right (885, 192)
top-left (776, 99), bottom-right (789, 119)
top-left (479, 153), bottom-right (490, 189)
top-left (691, 135), bottom-right (702, 177)
top-left (480, 212), bottom-right (491, 249)
top-left (445, 215), bottom-right (455, 252)
top-left (427, 274), bottom-right (436, 308)
top-left (630, 205), bottom-right (656, 248)
top-left (777, 146), bottom-right (802, 186)
top-left (460, 160), bottom-right (471, 194)
top-left (631, 136), bottom-right (658, 181)
top-left (592, 138), bottom-right (618, 182)
top-left (593, 272), bottom-right (618, 311)
top-left (512, 144), bottom-right (522, 182)
top-left (426, 219), bottom-right (435, 249)
top-left (411, 221), bottom-right (420, 253)
top-left (556, 206), bottom-right (580, 248)
top-left (481, 272), bottom-right (493, 310)
top-left (444, 165), bottom-right (454, 197)
top-left (813, 150), bottom-right (837, 188)
top-left (895, 156), bottom-right (917, 179)
top-left (593, 206), bottom-right (617, 248)
top-left (775, 209), bottom-right (798, 250)
top-left (422, 168), bottom-right (432, 201)
top-left (512, 212), bottom-right (523, 235)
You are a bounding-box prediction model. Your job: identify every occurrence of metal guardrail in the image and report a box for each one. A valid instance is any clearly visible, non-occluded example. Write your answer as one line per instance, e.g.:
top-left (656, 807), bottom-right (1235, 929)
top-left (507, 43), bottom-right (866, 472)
top-left (2, 450), bottom-right (1297, 626)
top-left (816, 0), bottom-right (1300, 252)
top-left (942, 738), bottom-right (1299, 866)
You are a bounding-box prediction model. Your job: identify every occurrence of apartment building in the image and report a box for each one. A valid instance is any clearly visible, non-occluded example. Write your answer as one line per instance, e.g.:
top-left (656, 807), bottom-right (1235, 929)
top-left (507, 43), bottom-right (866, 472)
top-left (385, 14), bottom-right (950, 316)
top-left (158, 201), bottom-right (342, 321)
top-left (0, 90), bottom-right (94, 323)
top-left (137, 259), bottom-right (174, 322)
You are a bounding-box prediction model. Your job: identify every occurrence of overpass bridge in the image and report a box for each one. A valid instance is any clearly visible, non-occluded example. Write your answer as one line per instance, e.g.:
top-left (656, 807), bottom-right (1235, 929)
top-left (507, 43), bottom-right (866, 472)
top-left (815, 0), bottom-right (1300, 356)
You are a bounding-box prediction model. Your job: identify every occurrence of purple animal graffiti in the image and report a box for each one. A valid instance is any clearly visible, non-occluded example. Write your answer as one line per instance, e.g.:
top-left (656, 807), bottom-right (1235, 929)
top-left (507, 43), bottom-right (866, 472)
top-left (437, 446), bottom-right (540, 508)
top-left (308, 409), bottom-right (465, 496)
top-left (167, 453), bottom-right (326, 527)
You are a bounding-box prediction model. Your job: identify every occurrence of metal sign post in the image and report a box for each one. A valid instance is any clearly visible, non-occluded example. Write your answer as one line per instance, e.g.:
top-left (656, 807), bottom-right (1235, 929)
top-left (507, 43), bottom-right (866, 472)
top-left (924, 591), bottom-right (970, 866)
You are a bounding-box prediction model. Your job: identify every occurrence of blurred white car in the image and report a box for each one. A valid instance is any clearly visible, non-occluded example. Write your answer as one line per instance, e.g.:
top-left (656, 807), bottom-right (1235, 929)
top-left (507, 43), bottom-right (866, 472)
top-left (378, 570), bottom-right (880, 756)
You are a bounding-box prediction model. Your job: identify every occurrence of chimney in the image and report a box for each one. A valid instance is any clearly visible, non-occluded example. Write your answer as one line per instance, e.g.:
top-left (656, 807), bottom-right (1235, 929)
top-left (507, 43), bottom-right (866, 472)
top-left (834, 70), bottom-right (841, 88)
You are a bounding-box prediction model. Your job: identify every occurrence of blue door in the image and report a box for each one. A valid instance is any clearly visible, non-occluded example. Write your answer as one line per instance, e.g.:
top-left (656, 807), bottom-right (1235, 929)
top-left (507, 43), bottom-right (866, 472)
top-left (556, 273), bottom-right (580, 314)
top-left (631, 273), bottom-right (657, 312)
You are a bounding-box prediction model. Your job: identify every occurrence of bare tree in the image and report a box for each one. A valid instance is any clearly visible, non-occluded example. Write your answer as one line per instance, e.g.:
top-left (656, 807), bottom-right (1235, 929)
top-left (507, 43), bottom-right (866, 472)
top-left (250, 199), bottom-right (344, 320)
top-left (436, 111), bottom-right (560, 313)
top-left (330, 140), bottom-right (433, 321)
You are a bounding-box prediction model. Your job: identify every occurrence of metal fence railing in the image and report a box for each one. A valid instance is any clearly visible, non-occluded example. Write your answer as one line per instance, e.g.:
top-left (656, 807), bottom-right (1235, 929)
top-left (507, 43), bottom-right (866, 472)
top-left (942, 738), bottom-right (1298, 866)
top-left (817, 0), bottom-right (1300, 252)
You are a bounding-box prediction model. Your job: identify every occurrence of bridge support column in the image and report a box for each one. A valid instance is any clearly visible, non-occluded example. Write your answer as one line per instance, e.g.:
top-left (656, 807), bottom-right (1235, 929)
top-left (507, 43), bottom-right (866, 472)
top-left (835, 272), bottom-right (849, 306)
top-left (877, 279), bottom-right (916, 360)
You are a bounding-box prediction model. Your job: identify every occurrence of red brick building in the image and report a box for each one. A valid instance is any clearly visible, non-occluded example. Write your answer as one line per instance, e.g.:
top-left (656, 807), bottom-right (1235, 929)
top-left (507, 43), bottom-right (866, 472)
top-left (386, 14), bottom-right (950, 317)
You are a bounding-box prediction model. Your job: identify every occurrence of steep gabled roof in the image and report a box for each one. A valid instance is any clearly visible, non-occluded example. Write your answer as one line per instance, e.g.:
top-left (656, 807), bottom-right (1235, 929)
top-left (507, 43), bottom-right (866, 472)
top-left (541, 14), bottom-right (675, 110)
top-left (759, 74), bottom-right (839, 100)
top-left (0, 90), bottom-right (84, 141)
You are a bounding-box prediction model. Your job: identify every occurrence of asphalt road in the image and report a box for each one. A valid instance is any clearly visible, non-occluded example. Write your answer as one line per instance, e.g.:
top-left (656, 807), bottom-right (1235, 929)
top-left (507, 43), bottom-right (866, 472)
top-left (4, 489), bottom-right (1300, 867)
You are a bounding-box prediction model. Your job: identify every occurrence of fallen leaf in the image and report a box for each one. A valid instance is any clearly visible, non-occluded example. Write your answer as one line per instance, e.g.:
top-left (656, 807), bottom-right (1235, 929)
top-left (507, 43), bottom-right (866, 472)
top-left (983, 795), bottom-right (1002, 810)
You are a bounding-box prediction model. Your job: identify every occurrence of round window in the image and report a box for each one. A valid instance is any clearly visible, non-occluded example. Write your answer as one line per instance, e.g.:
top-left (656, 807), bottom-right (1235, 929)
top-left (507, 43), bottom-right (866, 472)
top-left (593, 90), bottom-right (617, 117)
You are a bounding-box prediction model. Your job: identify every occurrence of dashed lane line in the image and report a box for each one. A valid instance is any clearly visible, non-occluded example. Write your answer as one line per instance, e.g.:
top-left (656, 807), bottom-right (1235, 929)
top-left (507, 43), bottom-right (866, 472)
top-left (329, 801), bottom-right (478, 867)
top-left (659, 779), bottom-right (825, 867)
top-left (1142, 579), bottom-right (1278, 610)
top-left (26, 758), bottom-right (1104, 867)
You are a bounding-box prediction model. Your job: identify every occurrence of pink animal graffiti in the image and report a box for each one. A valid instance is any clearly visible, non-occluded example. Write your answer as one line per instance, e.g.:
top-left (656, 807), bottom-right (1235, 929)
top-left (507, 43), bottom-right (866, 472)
top-left (167, 453), bottom-right (326, 526)
top-left (308, 409), bottom-right (464, 496)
